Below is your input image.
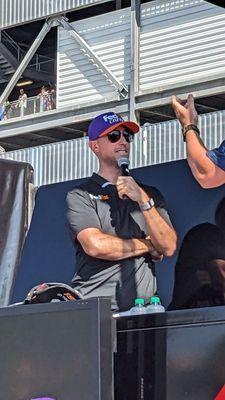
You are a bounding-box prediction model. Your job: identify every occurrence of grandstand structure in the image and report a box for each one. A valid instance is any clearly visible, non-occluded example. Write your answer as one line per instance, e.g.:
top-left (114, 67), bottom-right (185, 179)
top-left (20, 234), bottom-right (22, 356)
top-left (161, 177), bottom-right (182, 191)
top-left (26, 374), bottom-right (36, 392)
top-left (2, 4), bottom-right (225, 398)
top-left (0, 0), bottom-right (225, 185)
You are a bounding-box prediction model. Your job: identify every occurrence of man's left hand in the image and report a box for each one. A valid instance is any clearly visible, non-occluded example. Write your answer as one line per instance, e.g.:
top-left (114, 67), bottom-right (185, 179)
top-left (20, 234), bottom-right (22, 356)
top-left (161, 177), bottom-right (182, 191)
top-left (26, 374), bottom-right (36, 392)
top-left (172, 94), bottom-right (198, 127)
top-left (116, 176), bottom-right (149, 203)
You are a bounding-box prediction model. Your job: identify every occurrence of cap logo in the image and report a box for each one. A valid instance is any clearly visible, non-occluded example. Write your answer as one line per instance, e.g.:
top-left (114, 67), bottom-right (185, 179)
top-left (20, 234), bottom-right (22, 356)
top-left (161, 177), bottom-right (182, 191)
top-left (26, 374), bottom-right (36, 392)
top-left (102, 114), bottom-right (123, 124)
top-left (88, 111), bottom-right (138, 140)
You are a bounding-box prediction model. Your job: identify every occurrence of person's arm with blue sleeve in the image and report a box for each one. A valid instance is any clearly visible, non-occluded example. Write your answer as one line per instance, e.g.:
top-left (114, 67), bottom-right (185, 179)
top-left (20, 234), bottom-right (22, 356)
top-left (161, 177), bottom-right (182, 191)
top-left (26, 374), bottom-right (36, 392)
top-left (172, 94), bottom-right (225, 188)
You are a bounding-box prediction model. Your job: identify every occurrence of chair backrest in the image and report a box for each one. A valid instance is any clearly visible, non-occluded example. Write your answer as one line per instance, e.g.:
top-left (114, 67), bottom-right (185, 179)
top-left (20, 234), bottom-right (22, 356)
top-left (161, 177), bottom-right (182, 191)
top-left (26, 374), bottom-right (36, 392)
top-left (12, 159), bottom-right (225, 306)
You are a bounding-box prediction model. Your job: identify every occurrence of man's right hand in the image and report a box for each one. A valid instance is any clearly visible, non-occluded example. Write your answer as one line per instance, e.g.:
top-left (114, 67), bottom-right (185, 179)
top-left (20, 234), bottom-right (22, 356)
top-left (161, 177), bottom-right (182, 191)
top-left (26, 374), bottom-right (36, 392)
top-left (77, 228), bottom-right (165, 261)
top-left (172, 94), bottom-right (198, 127)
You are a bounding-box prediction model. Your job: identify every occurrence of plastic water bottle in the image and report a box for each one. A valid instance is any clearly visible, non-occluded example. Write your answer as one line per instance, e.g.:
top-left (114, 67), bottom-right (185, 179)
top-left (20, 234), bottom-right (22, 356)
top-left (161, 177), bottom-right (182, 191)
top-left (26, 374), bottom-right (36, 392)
top-left (129, 298), bottom-right (146, 315)
top-left (112, 310), bottom-right (131, 318)
top-left (145, 295), bottom-right (165, 313)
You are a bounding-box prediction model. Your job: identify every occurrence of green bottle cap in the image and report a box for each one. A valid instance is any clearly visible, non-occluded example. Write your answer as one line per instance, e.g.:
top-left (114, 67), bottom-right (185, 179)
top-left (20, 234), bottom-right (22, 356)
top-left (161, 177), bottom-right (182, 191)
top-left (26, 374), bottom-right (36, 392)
top-left (134, 298), bottom-right (145, 305)
top-left (150, 296), bottom-right (161, 304)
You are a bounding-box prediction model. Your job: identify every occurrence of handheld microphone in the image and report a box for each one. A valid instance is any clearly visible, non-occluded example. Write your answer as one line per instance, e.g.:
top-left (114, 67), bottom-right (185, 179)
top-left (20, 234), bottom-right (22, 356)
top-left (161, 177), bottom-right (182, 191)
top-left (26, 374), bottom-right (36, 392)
top-left (117, 157), bottom-right (130, 176)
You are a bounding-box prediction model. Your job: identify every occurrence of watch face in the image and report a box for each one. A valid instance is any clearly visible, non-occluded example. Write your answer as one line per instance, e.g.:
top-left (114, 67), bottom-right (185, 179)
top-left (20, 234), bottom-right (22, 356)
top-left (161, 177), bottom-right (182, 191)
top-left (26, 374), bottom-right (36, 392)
top-left (139, 198), bottom-right (155, 211)
top-left (149, 198), bottom-right (155, 207)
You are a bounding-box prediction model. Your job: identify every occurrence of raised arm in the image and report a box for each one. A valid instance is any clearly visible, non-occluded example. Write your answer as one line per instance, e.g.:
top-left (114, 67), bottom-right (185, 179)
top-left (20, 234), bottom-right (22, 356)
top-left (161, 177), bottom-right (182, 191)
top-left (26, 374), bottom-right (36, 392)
top-left (172, 94), bottom-right (225, 188)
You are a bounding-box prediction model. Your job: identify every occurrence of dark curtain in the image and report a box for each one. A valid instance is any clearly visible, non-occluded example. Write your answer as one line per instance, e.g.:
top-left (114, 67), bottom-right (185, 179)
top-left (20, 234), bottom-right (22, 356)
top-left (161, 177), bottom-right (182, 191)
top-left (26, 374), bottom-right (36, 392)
top-left (0, 158), bottom-right (33, 306)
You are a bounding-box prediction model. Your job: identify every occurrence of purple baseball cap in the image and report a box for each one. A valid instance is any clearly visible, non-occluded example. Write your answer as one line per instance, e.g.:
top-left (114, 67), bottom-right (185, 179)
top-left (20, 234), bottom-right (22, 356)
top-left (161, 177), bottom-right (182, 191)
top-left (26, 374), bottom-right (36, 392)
top-left (88, 112), bottom-right (139, 141)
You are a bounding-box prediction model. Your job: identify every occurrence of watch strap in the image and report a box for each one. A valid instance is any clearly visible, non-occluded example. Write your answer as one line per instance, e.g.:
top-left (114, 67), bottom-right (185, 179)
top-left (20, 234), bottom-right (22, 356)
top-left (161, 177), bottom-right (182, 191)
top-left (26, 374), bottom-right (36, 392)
top-left (182, 124), bottom-right (200, 142)
top-left (139, 198), bottom-right (155, 211)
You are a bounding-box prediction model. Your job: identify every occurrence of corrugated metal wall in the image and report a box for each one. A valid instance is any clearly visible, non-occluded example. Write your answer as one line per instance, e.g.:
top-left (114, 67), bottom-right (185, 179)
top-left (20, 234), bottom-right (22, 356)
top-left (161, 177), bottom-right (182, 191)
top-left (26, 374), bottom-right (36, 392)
top-left (1, 111), bottom-right (224, 186)
top-left (57, 0), bottom-right (225, 108)
top-left (0, 0), bottom-right (107, 29)
top-left (57, 8), bottom-right (131, 108)
top-left (140, 0), bottom-right (225, 92)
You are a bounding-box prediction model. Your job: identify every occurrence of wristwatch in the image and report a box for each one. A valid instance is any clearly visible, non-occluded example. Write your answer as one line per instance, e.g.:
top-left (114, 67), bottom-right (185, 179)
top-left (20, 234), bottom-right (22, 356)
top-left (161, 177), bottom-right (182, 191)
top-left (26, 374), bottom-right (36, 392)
top-left (139, 197), bottom-right (155, 211)
top-left (182, 124), bottom-right (200, 142)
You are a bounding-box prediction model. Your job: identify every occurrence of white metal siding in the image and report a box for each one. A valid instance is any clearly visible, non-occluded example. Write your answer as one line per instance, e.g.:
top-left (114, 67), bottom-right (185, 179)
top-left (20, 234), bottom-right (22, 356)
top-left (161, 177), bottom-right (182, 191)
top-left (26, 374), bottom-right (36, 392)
top-left (1, 111), bottom-right (224, 186)
top-left (140, 0), bottom-right (225, 92)
top-left (0, 0), bottom-right (107, 29)
top-left (57, 8), bottom-right (131, 108)
top-left (57, 0), bottom-right (225, 109)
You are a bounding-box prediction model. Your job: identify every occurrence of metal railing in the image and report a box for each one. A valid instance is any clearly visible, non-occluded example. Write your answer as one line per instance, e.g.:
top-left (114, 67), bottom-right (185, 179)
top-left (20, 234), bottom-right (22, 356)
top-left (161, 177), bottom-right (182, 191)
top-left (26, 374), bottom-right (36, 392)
top-left (1, 93), bottom-right (56, 120)
top-left (1, 31), bottom-right (54, 73)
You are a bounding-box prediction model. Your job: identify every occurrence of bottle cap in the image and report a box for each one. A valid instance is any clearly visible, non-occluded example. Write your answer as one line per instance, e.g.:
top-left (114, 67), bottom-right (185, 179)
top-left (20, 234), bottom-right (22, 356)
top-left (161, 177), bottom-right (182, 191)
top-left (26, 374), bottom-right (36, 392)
top-left (150, 296), bottom-right (161, 304)
top-left (134, 298), bottom-right (145, 305)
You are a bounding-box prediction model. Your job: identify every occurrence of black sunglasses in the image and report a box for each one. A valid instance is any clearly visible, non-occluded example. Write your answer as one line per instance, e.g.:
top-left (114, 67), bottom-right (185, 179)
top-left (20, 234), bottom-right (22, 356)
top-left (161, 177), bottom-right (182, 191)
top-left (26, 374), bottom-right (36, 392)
top-left (106, 129), bottom-right (134, 143)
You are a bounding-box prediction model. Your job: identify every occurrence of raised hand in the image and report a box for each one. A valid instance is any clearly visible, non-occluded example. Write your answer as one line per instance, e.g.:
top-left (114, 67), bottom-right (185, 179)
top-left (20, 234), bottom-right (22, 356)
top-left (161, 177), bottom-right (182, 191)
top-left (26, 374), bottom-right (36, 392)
top-left (172, 94), bottom-right (198, 127)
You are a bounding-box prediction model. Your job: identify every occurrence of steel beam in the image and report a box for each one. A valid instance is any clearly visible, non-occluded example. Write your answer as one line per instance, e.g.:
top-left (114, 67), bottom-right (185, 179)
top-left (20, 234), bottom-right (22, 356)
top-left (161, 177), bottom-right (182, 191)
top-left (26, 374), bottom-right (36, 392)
top-left (136, 74), bottom-right (225, 110)
top-left (129, 0), bottom-right (140, 123)
top-left (141, 109), bottom-right (174, 119)
top-left (22, 68), bottom-right (54, 83)
top-left (58, 16), bottom-right (128, 99)
top-left (0, 41), bottom-right (52, 83)
top-left (0, 69), bottom-right (5, 80)
top-left (0, 141), bottom-right (19, 150)
top-left (0, 18), bottom-right (57, 106)
top-left (194, 103), bottom-right (218, 112)
top-left (0, 42), bottom-right (18, 69)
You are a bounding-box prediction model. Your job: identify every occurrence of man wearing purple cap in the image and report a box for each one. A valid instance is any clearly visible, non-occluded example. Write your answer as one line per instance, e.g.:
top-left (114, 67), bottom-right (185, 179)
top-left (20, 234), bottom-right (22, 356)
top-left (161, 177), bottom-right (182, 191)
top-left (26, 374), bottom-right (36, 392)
top-left (172, 94), bottom-right (225, 188)
top-left (66, 112), bottom-right (177, 311)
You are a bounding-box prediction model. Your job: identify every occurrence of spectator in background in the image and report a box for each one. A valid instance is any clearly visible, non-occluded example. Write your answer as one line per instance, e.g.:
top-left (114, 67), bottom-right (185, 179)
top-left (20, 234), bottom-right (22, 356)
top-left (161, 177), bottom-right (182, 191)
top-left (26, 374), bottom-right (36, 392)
top-left (50, 85), bottom-right (56, 109)
top-left (168, 223), bottom-right (225, 310)
top-left (169, 197), bottom-right (225, 310)
top-left (18, 88), bottom-right (27, 117)
top-left (0, 105), bottom-right (4, 121)
top-left (38, 86), bottom-right (51, 112)
top-left (3, 99), bottom-right (11, 120)
top-left (38, 86), bottom-right (47, 112)
top-left (0, 100), bottom-right (10, 121)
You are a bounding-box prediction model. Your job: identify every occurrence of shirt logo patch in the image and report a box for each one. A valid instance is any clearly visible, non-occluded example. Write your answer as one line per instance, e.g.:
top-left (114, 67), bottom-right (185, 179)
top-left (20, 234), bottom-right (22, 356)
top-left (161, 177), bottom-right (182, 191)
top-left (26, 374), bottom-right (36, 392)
top-left (89, 194), bottom-right (109, 201)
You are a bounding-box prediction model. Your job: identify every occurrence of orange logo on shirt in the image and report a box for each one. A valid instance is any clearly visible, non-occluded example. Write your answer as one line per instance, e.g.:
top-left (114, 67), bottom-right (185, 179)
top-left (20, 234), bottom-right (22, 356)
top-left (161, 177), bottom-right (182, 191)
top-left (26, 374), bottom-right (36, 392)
top-left (89, 194), bottom-right (109, 201)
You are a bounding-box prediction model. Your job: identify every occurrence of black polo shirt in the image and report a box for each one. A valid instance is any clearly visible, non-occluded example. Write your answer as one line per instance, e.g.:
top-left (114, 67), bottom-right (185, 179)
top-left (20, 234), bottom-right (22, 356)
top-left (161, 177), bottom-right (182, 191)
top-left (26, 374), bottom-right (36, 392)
top-left (66, 173), bottom-right (171, 311)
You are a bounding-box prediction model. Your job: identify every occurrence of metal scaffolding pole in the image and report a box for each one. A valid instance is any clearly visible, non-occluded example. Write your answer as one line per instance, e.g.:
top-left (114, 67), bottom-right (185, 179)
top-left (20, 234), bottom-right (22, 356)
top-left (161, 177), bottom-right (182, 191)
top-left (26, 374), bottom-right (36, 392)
top-left (0, 18), bottom-right (58, 106)
top-left (129, 0), bottom-right (140, 123)
top-left (58, 16), bottom-right (128, 99)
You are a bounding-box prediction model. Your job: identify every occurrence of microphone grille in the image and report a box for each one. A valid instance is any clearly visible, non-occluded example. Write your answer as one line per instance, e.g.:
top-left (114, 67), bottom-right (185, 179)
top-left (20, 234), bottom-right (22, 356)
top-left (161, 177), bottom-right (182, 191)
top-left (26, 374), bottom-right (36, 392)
top-left (117, 157), bottom-right (130, 168)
